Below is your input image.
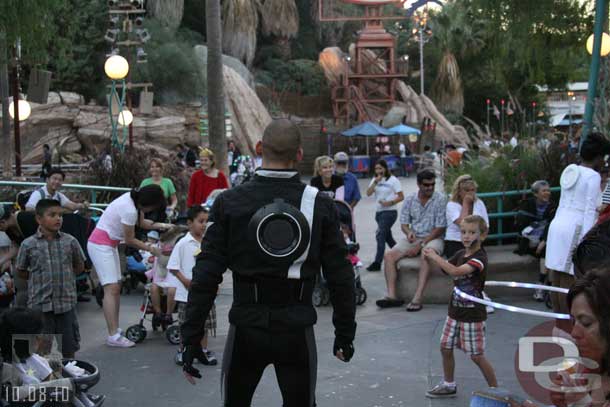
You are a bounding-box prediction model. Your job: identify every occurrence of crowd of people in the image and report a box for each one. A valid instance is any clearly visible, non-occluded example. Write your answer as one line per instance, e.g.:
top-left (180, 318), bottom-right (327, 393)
top-left (0, 125), bottom-right (609, 407)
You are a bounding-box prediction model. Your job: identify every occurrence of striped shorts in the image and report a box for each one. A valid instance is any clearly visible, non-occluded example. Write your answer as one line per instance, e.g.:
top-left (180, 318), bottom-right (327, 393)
top-left (177, 302), bottom-right (217, 338)
top-left (440, 316), bottom-right (486, 355)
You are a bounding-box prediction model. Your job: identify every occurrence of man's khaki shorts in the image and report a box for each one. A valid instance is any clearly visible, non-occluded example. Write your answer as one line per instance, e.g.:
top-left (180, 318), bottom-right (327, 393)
top-left (394, 237), bottom-right (444, 256)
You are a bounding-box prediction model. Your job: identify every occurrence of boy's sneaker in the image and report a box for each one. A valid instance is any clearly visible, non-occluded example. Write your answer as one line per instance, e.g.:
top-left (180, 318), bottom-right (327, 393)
top-left (106, 335), bottom-right (135, 348)
top-left (174, 350), bottom-right (183, 366)
top-left (426, 382), bottom-right (457, 398)
top-left (198, 350), bottom-right (218, 366)
top-left (533, 289), bottom-right (544, 302)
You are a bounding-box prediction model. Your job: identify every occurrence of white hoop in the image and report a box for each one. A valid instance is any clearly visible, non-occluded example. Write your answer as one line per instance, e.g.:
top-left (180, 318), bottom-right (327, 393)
top-left (485, 281), bottom-right (569, 294)
top-left (454, 280), bottom-right (570, 320)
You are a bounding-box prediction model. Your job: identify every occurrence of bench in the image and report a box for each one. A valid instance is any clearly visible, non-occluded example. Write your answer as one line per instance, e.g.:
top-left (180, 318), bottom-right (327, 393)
top-left (395, 245), bottom-right (541, 304)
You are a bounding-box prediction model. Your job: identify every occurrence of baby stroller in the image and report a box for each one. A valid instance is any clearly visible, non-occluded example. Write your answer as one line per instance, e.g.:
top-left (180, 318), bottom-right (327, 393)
top-left (313, 200), bottom-right (367, 307)
top-left (125, 283), bottom-right (181, 346)
top-left (1, 359), bottom-right (105, 406)
top-left (124, 226), bottom-right (188, 346)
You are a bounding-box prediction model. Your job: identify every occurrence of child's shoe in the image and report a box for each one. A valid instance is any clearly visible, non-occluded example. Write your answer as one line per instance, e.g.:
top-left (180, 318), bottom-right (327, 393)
top-left (426, 382), bottom-right (457, 398)
top-left (198, 349), bottom-right (218, 366)
top-left (152, 313), bottom-right (163, 330)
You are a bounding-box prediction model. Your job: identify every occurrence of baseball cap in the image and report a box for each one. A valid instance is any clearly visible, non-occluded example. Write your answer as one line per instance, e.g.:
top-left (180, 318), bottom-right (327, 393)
top-left (333, 152), bottom-right (349, 162)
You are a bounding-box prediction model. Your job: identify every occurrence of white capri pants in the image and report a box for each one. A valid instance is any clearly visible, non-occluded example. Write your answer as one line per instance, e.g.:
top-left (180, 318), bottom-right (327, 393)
top-left (87, 242), bottom-right (122, 286)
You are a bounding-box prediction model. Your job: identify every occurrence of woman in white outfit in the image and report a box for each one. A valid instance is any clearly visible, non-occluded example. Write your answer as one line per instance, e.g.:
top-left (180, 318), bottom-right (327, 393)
top-left (87, 185), bottom-right (171, 347)
top-left (545, 132), bottom-right (610, 330)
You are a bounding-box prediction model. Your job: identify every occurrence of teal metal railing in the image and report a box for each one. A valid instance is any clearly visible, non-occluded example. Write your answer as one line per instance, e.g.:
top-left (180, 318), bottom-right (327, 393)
top-left (0, 180), bottom-right (130, 207)
top-left (477, 187), bottom-right (561, 244)
top-left (1, 180), bottom-right (560, 245)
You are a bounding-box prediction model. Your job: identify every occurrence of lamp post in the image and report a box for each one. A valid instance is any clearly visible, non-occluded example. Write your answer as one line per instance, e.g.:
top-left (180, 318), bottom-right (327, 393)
top-left (104, 55), bottom-right (131, 151)
top-left (567, 91), bottom-right (575, 139)
top-left (531, 101), bottom-right (537, 138)
top-left (8, 57), bottom-right (31, 177)
top-left (500, 99), bottom-right (505, 135)
top-left (582, 1), bottom-right (610, 147)
top-left (410, 7), bottom-right (432, 95)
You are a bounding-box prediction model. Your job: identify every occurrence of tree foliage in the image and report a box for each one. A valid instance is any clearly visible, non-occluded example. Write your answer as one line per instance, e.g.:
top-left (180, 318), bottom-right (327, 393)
top-left (132, 22), bottom-right (206, 104)
top-left (447, 0), bottom-right (593, 125)
top-left (0, 0), bottom-right (65, 64)
top-left (45, 0), bottom-right (108, 102)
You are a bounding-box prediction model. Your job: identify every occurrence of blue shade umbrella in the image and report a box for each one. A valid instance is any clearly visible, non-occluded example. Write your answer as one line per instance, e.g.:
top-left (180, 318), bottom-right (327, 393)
top-left (341, 121), bottom-right (395, 155)
top-left (387, 124), bottom-right (421, 135)
top-left (341, 121), bottom-right (396, 137)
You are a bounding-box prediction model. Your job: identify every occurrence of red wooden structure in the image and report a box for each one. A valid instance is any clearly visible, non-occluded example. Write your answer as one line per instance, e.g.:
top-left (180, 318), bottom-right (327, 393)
top-left (319, 0), bottom-right (408, 125)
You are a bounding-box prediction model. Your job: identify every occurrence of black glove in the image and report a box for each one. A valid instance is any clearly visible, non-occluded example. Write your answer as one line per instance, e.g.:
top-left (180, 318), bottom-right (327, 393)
top-left (333, 338), bottom-right (354, 362)
top-left (182, 345), bottom-right (202, 379)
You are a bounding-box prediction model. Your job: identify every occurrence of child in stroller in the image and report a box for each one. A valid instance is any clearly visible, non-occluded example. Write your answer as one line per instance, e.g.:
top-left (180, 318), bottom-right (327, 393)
top-left (0, 308), bottom-right (105, 406)
top-left (313, 200), bottom-right (367, 306)
top-left (124, 226), bottom-right (189, 345)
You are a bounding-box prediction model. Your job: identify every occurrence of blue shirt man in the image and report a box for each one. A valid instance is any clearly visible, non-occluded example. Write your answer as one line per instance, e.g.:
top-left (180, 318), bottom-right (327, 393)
top-left (334, 152), bottom-right (361, 209)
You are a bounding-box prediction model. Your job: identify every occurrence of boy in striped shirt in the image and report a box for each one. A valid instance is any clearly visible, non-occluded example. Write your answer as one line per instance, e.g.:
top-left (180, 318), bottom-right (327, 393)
top-left (423, 215), bottom-right (497, 398)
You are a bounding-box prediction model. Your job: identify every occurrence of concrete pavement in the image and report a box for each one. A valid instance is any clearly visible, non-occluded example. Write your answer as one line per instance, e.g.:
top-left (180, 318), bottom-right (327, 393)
top-left (74, 176), bottom-right (549, 406)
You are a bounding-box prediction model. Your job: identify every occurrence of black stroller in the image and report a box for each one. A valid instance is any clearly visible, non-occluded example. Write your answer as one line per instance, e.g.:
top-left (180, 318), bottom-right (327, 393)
top-left (1, 359), bottom-right (105, 406)
top-left (313, 200), bottom-right (367, 307)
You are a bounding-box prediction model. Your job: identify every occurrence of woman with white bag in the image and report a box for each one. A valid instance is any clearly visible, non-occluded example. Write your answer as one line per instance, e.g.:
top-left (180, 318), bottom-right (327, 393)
top-left (545, 132), bottom-right (610, 331)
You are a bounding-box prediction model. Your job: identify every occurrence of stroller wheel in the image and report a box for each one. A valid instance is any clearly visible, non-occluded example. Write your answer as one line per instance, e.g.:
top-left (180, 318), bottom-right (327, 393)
top-left (126, 324), bottom-right (147, 343)
top-left (95, 285), bottom-right (104, 308)
top-left (312, 287), bottom-right (324, 307)
top-left (356, 287), bottom-right (367, 305)
top-left (321, 287), bottom-right (331, 306)
top-left (166, 325), bottom-right (181, 345)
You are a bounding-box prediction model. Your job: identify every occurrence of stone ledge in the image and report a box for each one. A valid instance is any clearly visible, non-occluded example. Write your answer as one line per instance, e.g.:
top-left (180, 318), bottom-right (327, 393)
top-left (396, 245), bottom-right (541, 304)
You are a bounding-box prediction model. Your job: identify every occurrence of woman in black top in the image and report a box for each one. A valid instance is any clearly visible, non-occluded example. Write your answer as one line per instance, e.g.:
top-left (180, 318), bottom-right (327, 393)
top-left (310, 156), bottom-right (345, 200)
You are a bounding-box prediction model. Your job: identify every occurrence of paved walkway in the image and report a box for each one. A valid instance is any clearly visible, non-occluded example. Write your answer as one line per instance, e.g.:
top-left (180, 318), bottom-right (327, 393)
top-left (75, 176), bottom-right (549, 406)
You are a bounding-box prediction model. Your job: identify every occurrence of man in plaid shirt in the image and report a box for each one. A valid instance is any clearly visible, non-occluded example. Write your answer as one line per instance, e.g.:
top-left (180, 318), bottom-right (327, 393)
top-left (16, 199), bottom-right (86, 358)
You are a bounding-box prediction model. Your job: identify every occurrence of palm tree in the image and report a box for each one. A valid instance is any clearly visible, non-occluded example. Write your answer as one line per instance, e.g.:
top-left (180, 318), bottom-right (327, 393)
top-left (222, 0), bottom-right (259, 67)
top-left (207, 0), bottom-right (228, 173)
top-left (259, 0), bottom-right (299, 59)
top-left (430, 2), bottom-right (485, 116)
top-left (147, 0), bottom-right (184, 31)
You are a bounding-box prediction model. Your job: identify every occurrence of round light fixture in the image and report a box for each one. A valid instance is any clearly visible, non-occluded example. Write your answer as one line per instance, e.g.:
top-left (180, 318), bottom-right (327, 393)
top-left (117, 109), bottom-right (133, 127)
top-left (104, 55), bottom-right (129, 80)
top-left (586, 33), bottom-right (610, 56)
top-left (8, 100), bottom-right (31, 121)
top-left (408, 133), bottom-right (418, 143)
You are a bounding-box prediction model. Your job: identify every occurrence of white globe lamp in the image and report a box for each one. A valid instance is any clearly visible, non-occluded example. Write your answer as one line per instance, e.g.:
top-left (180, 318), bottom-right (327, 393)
top-left (8, 100), bottom-right (31, 121)
top-left (104, 55), bottom-right (129, 80)
top-left (586, 33), bottom-right (610, 56)
top-left (117, 110), bottom-right (133, 127)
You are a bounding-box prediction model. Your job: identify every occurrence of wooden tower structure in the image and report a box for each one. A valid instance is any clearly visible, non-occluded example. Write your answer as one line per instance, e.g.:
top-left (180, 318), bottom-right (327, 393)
top-left (319, 0), bottom-right (408, 125)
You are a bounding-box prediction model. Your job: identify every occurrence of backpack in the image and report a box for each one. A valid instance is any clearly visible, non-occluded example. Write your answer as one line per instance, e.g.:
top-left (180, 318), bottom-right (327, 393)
top-left (16, 188), bottom-right (45, 210)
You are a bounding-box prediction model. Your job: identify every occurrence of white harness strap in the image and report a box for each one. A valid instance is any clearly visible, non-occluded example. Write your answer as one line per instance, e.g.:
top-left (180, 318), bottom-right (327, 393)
top-left (287, 185), bottom-right (318, 279)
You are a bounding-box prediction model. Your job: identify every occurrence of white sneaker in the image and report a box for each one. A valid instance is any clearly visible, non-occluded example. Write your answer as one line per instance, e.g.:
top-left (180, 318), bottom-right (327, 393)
top-left (106, 335), bottom-right (135, 348)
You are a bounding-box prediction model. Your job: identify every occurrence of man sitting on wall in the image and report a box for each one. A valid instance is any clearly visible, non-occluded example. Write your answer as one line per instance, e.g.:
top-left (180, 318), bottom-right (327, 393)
top-left (376, 169), bottom-right (446, 311)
